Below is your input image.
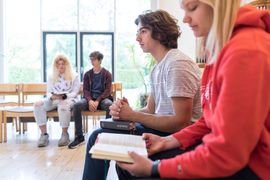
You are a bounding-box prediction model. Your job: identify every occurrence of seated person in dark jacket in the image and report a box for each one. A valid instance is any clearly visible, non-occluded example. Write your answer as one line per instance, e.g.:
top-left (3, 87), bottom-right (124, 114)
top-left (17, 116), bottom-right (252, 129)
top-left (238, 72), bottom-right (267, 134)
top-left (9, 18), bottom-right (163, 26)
top-left (68, 51), bottom-right (113, 149)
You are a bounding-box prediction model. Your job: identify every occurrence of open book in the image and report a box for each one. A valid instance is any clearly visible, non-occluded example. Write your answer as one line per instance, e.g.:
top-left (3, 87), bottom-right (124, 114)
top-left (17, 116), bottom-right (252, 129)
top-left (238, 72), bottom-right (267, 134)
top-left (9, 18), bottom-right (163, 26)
top-left (89, 133), bottom-right (147, 163)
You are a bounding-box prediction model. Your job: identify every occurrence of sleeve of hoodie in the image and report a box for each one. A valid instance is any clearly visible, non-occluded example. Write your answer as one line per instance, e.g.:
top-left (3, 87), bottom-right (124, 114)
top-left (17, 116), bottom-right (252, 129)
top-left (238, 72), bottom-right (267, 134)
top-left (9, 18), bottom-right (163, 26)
top-left (66, 75), bottom-right (80, 99)
top-left (96, 70), bottom-right (112, 102)
top-left (159, 50), bottom-right (270, 179)
top-left (83, 71), bottom-right (92, 102)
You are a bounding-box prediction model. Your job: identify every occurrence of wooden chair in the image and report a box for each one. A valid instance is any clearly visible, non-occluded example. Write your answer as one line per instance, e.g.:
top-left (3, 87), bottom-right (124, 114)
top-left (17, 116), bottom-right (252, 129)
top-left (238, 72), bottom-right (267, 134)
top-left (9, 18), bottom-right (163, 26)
top-left (0, 83), bottom-right (21, 132)
top-left (0, 109), bottom-right (3, 143)
top-left (2, 83), bottom-right (47, 142)
top-left (197, 63), bottom-right (206, 73)
top-left (113, 82), bottom-right (122, 99)
top-left (0, 83), bottom-right (20, 107)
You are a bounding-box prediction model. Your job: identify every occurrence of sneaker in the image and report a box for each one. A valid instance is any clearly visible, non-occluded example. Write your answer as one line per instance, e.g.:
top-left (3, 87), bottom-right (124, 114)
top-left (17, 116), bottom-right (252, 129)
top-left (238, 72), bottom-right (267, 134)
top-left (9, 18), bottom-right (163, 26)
top-left (37, 134), bottom-right (49, 147)
top-left (68, 135), bottom-right (85, 149)
top-left (58, 133), bottom-right (70, 147)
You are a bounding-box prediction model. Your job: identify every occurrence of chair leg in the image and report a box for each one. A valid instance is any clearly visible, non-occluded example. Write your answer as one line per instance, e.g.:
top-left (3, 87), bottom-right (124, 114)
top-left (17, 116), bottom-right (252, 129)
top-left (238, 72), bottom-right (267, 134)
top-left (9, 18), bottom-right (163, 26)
top-left (14, 117), bottom-right (19, 132)
top-left (0, 111), bottom-right (2, 143)
top-left (4, 111), bottom-right (7, 142)
top-left (86, 115), bottom-right (88, 132)
top-left (83, 115), bottom-right (85, 132)
top-left (19, 118), bottom-right (21, 134)
top-left (23, 123), bottom-right (27, 134)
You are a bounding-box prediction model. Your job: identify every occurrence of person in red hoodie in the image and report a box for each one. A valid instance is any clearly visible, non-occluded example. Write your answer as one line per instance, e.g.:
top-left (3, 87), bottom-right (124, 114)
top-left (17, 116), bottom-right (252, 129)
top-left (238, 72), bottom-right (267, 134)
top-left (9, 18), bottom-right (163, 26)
top-left (116, 0), bottom-right (270, 179)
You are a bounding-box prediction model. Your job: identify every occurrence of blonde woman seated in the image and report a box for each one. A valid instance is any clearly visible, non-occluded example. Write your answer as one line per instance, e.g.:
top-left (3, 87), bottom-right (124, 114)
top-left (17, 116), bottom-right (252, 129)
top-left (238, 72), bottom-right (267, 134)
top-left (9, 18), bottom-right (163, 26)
top-left (34, 54), bottom-right (80, 147)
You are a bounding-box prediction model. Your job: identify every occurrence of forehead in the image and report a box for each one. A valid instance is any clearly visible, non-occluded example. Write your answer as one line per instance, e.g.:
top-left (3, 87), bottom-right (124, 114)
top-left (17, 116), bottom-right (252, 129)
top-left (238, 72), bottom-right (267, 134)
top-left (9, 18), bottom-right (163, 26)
top-left (137, 22), bottom-right (143, 31)
top-left (57, 59), bottom-right (65, 64)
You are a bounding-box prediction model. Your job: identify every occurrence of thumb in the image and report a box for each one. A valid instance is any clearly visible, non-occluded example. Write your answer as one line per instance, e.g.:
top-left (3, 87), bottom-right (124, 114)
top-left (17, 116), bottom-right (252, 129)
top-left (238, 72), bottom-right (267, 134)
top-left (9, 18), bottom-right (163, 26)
top-left (142, 133), bottom-right (152, 140)
top-left (128, 151), bottom-right (140, 161)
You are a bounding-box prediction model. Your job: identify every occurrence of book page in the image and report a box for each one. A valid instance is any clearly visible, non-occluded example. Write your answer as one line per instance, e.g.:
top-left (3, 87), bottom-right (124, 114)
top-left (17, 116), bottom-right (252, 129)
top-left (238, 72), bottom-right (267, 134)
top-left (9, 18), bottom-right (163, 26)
top-left (92, 143), bottom-right (148, 157)
top-left (98, 133), bottom-right (146, 149)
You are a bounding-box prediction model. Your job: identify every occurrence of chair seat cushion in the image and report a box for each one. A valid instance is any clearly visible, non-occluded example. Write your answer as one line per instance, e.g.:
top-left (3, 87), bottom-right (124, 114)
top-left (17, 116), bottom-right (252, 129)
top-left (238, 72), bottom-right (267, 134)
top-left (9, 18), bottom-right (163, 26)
top-left (0, 100), bottom-right (17, 104)
top-left (7, 106), bottom-right (34, 112)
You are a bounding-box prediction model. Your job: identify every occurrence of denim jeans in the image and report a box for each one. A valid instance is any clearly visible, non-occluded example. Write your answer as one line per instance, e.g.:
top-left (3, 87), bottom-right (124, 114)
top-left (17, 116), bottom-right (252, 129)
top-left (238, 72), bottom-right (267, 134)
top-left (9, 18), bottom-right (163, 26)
top-left (34, 98), bottom-right (75, 128)
top-left (73, 98), bottom-right (113, 137)
top-left (82, 124), bottom-right (171, 180)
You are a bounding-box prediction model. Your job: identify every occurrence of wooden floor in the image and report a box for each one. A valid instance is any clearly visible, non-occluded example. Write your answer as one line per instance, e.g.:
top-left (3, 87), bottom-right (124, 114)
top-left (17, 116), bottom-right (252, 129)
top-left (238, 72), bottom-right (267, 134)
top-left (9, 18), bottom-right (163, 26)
top-left (0, 118), bottom-right (119, 180)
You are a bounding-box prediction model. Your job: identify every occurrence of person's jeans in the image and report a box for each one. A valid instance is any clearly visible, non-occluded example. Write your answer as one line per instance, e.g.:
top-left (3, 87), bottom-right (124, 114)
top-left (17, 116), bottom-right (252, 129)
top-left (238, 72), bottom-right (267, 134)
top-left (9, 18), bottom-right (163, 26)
top-left (34, 98), bottom-right (75, 128)
top-left (82, 124), bottom-right (171, 180)
top-left (73, 98), bottom-right (113, 137)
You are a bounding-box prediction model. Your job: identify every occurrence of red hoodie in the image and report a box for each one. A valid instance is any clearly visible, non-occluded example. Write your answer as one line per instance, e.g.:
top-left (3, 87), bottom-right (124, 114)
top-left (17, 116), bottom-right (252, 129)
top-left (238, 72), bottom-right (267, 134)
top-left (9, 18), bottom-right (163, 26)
top-left (160, 5), bottom-right (270, 179)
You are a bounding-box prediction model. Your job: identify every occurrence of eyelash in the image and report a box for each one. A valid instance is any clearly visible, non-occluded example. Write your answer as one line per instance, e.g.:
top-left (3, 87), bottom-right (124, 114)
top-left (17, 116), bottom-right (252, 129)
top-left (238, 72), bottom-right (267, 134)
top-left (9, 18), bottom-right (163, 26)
top-left (136, 30), bottom-right (146, 36)
top-left (190, 6), bottom-right (197, 11)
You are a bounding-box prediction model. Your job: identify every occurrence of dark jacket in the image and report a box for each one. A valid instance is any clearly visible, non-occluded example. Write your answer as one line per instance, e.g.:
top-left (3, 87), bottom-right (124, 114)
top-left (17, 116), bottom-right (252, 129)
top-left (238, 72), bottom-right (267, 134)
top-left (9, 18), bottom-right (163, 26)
top-left (83, 68), bottom-right (113, 102)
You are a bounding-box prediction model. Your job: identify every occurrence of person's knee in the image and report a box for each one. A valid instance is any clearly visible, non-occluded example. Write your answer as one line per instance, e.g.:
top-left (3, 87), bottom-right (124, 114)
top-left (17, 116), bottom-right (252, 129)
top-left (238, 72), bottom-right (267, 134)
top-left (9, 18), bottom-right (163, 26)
top-left (58, 102), bottom-right (69, 112)
top-left (34, 101), bottom-right (43, 107)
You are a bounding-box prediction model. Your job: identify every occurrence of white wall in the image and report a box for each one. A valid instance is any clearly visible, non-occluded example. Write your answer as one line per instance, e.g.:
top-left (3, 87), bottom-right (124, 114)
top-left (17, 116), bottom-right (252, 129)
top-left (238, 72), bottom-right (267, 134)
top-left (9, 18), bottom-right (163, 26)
top-left (0, 0), bottom-right (6, 83)
top-left (158, 0), bottom-right (196, 61)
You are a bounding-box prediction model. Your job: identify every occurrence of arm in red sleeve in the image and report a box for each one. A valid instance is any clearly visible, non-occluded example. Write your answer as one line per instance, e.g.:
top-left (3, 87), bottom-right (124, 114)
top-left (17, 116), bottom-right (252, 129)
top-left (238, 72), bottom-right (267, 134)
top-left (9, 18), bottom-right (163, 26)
top-left (172, 116), bottom-right (211, 150)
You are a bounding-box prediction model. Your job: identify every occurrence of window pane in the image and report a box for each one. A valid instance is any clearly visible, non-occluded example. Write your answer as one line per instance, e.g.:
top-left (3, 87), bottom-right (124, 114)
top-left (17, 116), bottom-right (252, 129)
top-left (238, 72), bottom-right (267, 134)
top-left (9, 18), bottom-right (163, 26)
top-left (6, 0), bottom-right (41, 83)
top-left (44, 33), bottom-right (77, 81)
top-left (80, 0), bottom-right (114, 31)
top-left (81, 34), bottom-right (113, 77)
top-left (115, 0), bottom-right (151, 108)
top-left (42, 0), bottom-right (77, 30)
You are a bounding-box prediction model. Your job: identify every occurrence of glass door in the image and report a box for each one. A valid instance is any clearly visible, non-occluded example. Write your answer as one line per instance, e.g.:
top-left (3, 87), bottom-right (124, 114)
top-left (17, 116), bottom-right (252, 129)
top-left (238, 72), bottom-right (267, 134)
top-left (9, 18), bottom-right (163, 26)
top-left (43, 32), bottom-right (77, 82)
top-left (80, 32), bottom-right (114, 80)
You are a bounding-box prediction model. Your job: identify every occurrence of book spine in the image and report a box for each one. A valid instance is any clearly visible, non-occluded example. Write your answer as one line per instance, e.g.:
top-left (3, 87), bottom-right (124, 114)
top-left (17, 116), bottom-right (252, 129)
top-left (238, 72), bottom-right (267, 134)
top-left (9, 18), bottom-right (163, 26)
top-left (100, 121), bottom-right (131, 131)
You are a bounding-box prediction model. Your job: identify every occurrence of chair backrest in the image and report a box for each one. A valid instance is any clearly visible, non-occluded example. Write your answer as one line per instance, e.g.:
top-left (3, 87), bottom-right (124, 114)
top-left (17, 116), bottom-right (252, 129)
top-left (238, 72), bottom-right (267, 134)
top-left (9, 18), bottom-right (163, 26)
top-left (79, 82), bottom-right (83, 96)
top-left (111, 83), bottom-right (116, 100)
top-left (197, 63), bottom-right (205, 73)
top-left (21, 83), bottom-right (47, 106)
top-left (0, 83), bottom-right (20, 106)
top-left (113, 82), bottom-right (122, 99)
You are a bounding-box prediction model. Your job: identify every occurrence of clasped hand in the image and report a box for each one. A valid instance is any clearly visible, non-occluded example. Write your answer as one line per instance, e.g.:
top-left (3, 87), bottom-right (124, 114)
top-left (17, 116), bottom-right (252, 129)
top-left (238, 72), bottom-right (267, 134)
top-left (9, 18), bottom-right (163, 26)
top-left (109, 97), bottom-right (133, 120)
top-left (88, 100), bottom-right (99, 112)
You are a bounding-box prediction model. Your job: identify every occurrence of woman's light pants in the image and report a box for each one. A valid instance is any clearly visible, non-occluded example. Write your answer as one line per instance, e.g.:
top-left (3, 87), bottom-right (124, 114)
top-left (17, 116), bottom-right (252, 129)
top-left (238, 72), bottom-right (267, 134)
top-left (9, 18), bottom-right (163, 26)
top-left (34, 98), bottom-right (75, 128)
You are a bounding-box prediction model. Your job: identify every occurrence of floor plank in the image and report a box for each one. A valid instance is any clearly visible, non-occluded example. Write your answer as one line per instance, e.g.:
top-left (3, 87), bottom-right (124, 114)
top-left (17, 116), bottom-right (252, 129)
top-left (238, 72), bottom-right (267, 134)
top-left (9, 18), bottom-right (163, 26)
top-left (0, 118), bottom-right (119, 180)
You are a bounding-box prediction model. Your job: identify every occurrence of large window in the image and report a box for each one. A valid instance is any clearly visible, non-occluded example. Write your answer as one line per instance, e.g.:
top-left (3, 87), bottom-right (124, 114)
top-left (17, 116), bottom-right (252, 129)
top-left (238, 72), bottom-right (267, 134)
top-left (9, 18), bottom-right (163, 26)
top-left (6, 0), bottom-right (41, 83)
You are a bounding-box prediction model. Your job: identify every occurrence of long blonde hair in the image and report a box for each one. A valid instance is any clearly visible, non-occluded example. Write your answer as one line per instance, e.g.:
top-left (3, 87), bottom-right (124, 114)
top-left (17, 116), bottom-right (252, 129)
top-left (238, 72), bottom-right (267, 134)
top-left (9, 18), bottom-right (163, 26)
top-left (51, 54), bottom-right (73, 83)
top-left (197, 0), bottom-right (241, 64)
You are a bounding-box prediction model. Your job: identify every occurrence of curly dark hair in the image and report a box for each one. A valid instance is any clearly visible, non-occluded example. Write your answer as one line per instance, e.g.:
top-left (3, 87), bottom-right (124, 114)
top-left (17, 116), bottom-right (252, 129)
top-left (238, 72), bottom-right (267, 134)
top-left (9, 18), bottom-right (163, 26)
top-left (135, 9), bottom-right (181, 48)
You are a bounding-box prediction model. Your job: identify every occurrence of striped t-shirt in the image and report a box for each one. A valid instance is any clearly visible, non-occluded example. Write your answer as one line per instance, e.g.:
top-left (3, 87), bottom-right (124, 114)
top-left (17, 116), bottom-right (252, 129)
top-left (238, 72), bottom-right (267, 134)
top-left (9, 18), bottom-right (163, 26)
top-left (150, 49), bottom-right (202, 123)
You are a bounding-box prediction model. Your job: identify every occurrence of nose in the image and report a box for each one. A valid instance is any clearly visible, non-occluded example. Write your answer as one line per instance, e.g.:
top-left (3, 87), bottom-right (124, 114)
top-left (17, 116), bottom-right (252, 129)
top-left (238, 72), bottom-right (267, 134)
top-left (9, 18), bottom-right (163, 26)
top-left (182, 13), bottom-right (190, 24)
top-left (136, 33), bottom-right (140, 42)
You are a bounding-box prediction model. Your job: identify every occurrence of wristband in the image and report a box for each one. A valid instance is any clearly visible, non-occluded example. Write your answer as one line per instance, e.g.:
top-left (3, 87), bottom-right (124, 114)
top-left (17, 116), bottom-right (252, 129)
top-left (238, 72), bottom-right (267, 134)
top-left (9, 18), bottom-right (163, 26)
top-left (50, 97), bottom-right (52, 100)
top-left (151, 161), bottom-right (160, 178)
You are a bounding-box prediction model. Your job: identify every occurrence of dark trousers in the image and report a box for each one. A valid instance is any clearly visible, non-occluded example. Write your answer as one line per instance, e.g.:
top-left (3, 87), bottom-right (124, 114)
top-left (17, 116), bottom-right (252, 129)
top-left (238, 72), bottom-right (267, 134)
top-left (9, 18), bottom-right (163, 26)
top-left (116, 146), bottom-right (261, 180)
top-left (73, 98), bottom-right (112, 137)
top-left (82, 124), bottom-right (171, 180)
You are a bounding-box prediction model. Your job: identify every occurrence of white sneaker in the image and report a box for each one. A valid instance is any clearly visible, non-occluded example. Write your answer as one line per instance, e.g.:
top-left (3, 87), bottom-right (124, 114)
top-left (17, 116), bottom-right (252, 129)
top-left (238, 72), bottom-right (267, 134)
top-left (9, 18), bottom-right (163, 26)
top-left (37, 134), bottom-right (49, 147)
top-left (58, 133), bottom-right (70, 147)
